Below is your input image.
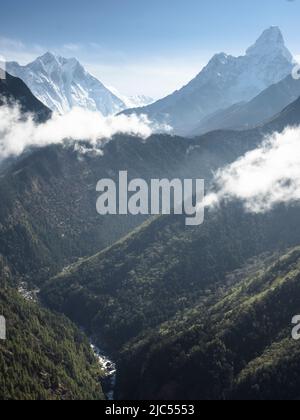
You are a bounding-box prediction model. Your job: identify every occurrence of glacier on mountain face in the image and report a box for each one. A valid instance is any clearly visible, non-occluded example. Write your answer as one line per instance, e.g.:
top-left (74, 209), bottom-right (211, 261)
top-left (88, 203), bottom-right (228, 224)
top-left (7, 52), bottom-right (126, 115)
top-left (123, 95), bottom-right (154, 109)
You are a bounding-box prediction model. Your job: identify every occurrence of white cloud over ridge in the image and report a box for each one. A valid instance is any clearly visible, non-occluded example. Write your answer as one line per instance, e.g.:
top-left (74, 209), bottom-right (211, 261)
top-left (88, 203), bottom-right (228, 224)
top-left (3, 98), bottom-right (300, 218)
top-left (205, 126), bottom-right (300, 213)
top-left (0, 103), bottom-right (167, 160)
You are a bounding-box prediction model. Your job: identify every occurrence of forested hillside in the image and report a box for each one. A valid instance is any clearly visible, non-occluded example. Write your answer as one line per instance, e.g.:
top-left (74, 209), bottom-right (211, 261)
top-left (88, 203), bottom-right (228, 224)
top-left (41, 202), bottom-right (300, 352)
top-left (1, 75), bottom-right (299, 288)
top-left (0, 128), bottom-right (261, 285)
top-left (2, 70), bottom-right (300, 401)
top-left (0, 257), bottom-right (105, 400)
top-left (116, 247), bottom-right (300, 400)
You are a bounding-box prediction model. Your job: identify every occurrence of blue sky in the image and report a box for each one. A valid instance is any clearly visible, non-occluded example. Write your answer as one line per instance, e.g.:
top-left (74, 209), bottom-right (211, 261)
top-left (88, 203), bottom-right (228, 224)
top-left (0, 0), bottom-right (299, 97)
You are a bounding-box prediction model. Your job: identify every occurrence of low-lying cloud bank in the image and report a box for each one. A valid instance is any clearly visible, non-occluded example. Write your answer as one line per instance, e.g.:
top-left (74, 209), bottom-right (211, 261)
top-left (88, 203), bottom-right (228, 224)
top-left (0, 103), bottom-right (168, 160)
top-left (205, 126), bottom-right (300, 213)
top-left (3, 101), bottom-right (299, 216)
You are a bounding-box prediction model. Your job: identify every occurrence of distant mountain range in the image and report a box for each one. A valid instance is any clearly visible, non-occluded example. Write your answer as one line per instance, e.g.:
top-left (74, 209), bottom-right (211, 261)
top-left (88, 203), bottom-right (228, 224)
top-left (4, 27), bottom-right (296, 135)
top-left (1, 71), bottom-right (299, 285)
top-left (6, 53), bottom-right (154, 116)
top-left (122, 27), bottom-right (295, 134)
top-left (2, 27), bottom-right (300, 401)
top-left (6, 52), bottom-right (126, 115)
top-left (123, 94), bottom-right (154, 109)
top-left (0, 71), bottom-right (273, 283)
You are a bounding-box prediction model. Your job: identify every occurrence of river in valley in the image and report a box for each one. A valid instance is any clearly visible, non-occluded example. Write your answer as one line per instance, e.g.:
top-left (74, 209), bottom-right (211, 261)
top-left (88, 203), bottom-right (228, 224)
top-left (90, 342), bottom-right (117, 400)
top-left (18, 283), bottom-right (116, 400)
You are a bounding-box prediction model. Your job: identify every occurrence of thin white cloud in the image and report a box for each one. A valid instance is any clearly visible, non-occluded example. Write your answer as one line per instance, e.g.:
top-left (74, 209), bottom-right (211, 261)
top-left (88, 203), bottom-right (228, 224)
top-left (0, 103), bottom-right (169, 160)
top-left (0, 35), bottom-right (207, 98)
top-left (62, 43), bottom-right (82, 52)
top-left (205, 126), bottom-right (300, 213)
top-left (0, 36), bottom-right (42, 64)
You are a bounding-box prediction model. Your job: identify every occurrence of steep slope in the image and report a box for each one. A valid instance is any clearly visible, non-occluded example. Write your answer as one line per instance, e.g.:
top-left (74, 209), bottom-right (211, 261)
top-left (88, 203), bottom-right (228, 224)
top-left (0, 257), bottom-right (104, 400)
top-left (1, 77), bottom-right (299, 286)
top-left (122, 27), bottom-right (293, 134)
top-left (7, 53), bottom-right (125, 115)
top-left (190, 75), bottom-right (300, 136)
top-left (263, 95), bottom-right (300, 132)
top-left (0, 127), bottom-right (263, 284)
top-left (116, 247), bottom-right (300, 400)
top-left (41, 202), bottom-right (300, 352)
top-left (0, 72), bottom-right (51, 122)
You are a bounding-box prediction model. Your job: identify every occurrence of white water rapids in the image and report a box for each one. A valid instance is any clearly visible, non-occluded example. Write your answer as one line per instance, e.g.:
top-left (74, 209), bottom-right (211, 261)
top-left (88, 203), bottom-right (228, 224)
top-left (90, 342), bottom-right (117, 400)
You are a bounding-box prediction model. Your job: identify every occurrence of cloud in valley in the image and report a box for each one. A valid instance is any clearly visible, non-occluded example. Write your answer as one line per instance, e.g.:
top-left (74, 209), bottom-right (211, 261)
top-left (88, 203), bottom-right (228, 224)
top-left (0, 103), bottom-right (167, 160)
top-left (205, 126), bottom-right (300, 213)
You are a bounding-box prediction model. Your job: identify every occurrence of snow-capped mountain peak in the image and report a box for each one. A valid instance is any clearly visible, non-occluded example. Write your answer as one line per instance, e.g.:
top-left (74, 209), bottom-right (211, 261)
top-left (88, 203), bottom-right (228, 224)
top-left (122, 27), bottom-right (294, 135)
top-left (246, 26), bottom-right (293, 61)
top-left (37, 53), bottom-right (83, 75)
top-left (124, 94), bottom-right (154, 108)
top-left (38, 51), bottom-right (59, 64)
top-left (7, 53), bottom-right (126, 115)
top-left (106, 85), bottom-right (154, 109)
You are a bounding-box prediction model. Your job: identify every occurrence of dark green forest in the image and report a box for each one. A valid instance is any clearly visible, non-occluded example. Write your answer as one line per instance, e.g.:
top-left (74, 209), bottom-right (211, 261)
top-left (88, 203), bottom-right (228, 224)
top-left (2, 73), bottom-right (300, 400)
top-left (42, 203), bottom-right (300, 351)
top-left (0, 257), bottom-right (104, 400)
top-left (116, 247), bottom-right (300, 399)
top-left (41, 202), bottom-right (300, 400)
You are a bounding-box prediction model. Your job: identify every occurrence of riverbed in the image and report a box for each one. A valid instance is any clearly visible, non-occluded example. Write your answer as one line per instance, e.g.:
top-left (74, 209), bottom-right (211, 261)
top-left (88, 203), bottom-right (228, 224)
top-left (18, 283), bottom-right (116, 400)
top-left (90, 342), bottom-right (117, 400)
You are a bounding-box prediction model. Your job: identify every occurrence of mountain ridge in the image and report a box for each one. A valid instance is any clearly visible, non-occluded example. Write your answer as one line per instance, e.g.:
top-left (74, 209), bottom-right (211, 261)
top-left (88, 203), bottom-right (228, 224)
top-left (190, 75), bottom-right (300, 135)
top-left (122, 27), bottom-right (294, 135)
top-left (116, 245), bottom-right (300, 400)
top-left (1, 77), bottom-right (300, 285)
top-left (7, 53), bottom-right (126, 115)
top-left (0, 72), bottom-right (51, 122)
